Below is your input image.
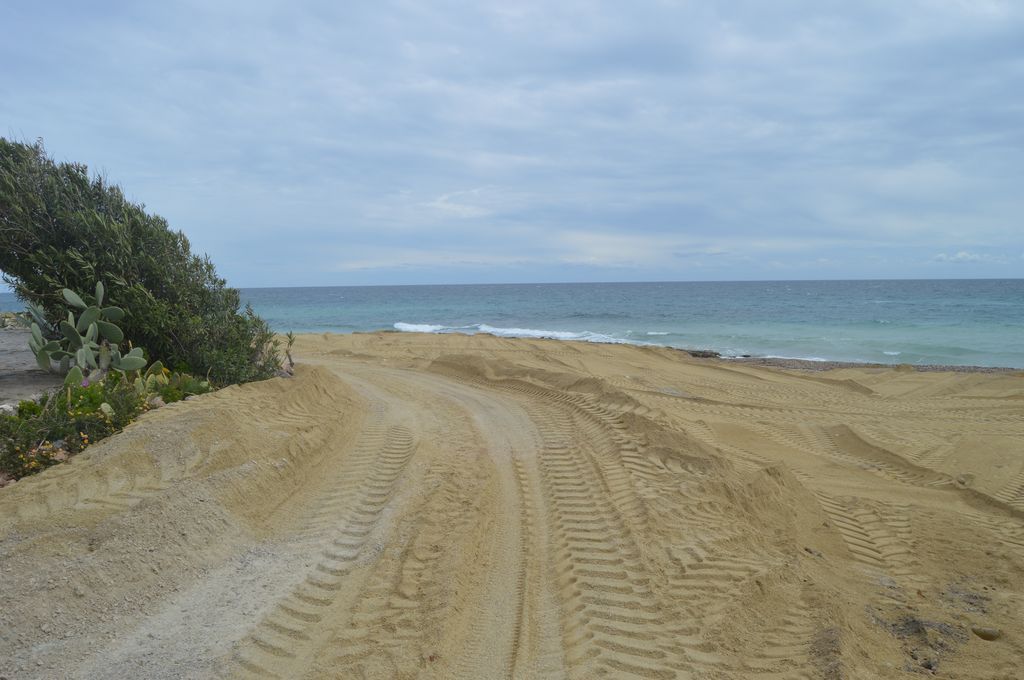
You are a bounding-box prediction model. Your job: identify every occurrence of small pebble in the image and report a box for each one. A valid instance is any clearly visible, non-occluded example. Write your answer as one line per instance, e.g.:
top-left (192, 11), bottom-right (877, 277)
top-left (971, 625), bottom-right (1002, 641)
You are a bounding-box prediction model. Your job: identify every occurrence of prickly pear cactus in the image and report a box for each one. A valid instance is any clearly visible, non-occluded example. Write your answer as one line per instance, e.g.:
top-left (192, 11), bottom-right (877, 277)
top-left (27, 282), bottom-right (146, 378)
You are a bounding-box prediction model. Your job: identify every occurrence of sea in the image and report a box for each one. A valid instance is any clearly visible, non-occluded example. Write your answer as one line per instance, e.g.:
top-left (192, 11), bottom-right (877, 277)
top-left (3, 280), bottom-right (1022, 368)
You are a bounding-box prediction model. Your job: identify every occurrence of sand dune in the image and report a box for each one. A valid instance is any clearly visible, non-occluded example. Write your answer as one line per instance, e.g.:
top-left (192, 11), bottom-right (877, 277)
top-left (1, 332), bottom-right (1022, 679)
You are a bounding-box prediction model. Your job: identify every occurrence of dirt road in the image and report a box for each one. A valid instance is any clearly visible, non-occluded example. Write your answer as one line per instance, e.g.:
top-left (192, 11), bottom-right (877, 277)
top-left (1, 332), bottom-right (1022, 678)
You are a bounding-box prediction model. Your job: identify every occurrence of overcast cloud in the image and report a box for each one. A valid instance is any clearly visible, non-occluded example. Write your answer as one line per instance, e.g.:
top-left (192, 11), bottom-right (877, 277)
top-left (2, 0), bottom-right (1022, 285)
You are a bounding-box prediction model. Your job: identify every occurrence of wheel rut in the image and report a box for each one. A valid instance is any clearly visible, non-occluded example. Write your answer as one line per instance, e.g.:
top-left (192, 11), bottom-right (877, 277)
top-left (230, 420), bottom-right (418, 678)
top-left (228, 362), bottom-right (553, 680)
top-left (427, 362), bottom-right (827, 679)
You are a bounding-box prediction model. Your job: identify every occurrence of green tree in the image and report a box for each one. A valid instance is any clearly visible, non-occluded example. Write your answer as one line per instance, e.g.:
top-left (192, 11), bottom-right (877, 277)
top-left (0, 138), bottom-right (279, 384)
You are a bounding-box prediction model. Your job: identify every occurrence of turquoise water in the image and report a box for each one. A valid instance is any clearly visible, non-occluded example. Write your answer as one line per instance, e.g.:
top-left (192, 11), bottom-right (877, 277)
top-left (4, 280), bottom-right (1023, 367)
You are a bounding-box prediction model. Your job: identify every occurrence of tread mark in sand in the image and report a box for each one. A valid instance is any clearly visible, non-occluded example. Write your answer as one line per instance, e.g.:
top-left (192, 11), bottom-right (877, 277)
top-left (814, 493), bottom-right (924, 602)
top-left (526, 402), bottom-right (681, 679)
top-left (229, 423), bottom-right (417, 679)
top-left (509, 455), bottom-right (569, 680)
top-left (814, 494), bottom-right (887, 569)
top-left (994, 469), bottom-right (1024, 510)
top-left (430, 365), bottom-right (831, 678)
top-left (753, 422), bottom-right (953, 491)
top-left (323, 448), bottom-right (490, 677)
top-left (741, 595), bottom-right (817, 679)
top-left (439, 368), bottom-right (746, 677)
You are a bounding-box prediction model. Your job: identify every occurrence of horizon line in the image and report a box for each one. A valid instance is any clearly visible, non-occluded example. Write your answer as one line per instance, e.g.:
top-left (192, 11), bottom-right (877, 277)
top-left (233, 276), bottom-right (1023, 290)
top-left (2, 276), bottom-right (1022, 295)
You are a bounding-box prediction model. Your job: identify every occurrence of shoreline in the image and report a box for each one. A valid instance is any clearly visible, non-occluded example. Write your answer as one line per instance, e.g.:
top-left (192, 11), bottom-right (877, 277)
top-left (372, 329), bottom-right (1023, 374)
top-left (724, 355), bottom-right (1020, 374)
top-left (0, 323), bottom-right (1017, 410)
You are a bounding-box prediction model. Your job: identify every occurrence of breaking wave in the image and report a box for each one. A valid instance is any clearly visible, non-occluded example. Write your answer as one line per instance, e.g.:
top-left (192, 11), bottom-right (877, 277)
top-left (394, 322), bottom-right (637, 345)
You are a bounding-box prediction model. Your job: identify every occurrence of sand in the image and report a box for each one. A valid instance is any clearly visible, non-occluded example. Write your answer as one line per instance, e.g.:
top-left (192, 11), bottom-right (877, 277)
top-left (0, 328), bottom-right (60, 408)
top-left (1, 331), bottom-right (1022, 679)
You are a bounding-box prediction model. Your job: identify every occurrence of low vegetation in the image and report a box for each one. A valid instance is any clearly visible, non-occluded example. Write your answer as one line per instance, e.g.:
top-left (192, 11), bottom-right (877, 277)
top-left (1, 283), bottom-right (214, 479)
top-left (0, 138), bottom-right (280, 384)
top-left (0, 368), bottom-right (212, 479)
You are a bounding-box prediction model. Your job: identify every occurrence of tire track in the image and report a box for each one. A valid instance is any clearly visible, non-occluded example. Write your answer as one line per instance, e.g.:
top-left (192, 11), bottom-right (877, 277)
top-left (230, 423), bottom-right (417, 678)
top-left (747, 422), bottom-right (953, 491)
top-left (741, 595), bottom-right (817, 679)
top-left (812, 492), bottom-right (929, 616)
top-left (428, 362), bottom-right (685, 678)
top-left (299, 363), bottom-right (547, 680)
top-left (529, 405), bottom-right (680, 679)
top-left (994, 469), bottom-right (1024, 510)
top-left (430, 362), bottom-right (801, 679)
top-left (510, 455), bottom-right (568, 680)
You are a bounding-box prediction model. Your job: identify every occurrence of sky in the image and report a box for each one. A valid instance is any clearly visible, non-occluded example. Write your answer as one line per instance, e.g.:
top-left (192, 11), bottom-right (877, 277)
top-left (2, 0), bottom-right (1023, 287)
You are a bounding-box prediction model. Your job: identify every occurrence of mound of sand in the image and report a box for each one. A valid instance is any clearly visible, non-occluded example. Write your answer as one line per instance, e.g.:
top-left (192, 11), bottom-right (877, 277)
top-left (1, 332), bottom-right (1021, 679)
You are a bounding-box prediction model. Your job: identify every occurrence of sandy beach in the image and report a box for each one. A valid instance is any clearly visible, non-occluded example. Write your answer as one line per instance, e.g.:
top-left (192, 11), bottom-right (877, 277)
top-left (1, 331), bottom-right (1022, 678)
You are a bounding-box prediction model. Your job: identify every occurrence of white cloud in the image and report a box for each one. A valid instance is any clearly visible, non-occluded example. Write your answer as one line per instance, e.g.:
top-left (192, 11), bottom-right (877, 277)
top-left (332, 250), bottom-right (528, 272)
top-left (422, 188), bottom-right (495, 219)
top-left (555, 232), bottom-right (702, 267)
top-left (933, 251), bottom-right (1000, 263)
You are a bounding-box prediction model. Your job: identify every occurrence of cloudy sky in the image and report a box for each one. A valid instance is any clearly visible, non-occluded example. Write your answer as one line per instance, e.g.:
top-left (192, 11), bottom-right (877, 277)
top-left (3, 0), bottom-right (1022, 286)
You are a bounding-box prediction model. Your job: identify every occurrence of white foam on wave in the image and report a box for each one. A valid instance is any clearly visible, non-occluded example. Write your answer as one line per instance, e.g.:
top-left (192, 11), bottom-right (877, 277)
top-left (394, 322), bottom-right (636, 345)
top-left (475, 323), bottom-right (639, 345)
top-left (883, 350), bottom-right (901, 356)
top-left (395, 322), bottom-right (874, 364)
top-left (393, 322), bottom-right (448, 333)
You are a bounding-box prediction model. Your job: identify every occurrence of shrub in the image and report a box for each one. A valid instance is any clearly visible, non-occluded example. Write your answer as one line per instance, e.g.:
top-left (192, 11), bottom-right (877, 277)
top-left (0, 375), bottom-right (145, 478)
top-left (0, 139), bottom-right (280, 384)
top-left (153, 370), bottom-right (213, 404)
top-left (0, 368), bottom-right (212, 479)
